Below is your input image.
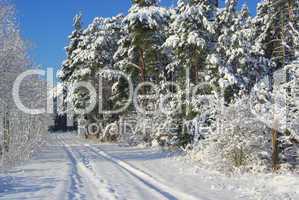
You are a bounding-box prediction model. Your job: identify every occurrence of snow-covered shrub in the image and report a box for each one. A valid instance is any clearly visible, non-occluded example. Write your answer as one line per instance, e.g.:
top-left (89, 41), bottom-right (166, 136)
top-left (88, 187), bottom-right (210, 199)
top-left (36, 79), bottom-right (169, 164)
top-left (190, 98), bottom-right (273, 173)
top-left (117, 88), bottom-right (184, 147)
top-left (250, 64), bottom-right (299, 171)
top-left (184, 94), bottom-right (220, 149)
top-left (120, 108), bottom-right (180, 147)
top-left (100, 122), bottom-right (120, 143)
top-left (189, 71), bottom-right (298, 173)
top-left (278, 61), bottom-right (299, 170)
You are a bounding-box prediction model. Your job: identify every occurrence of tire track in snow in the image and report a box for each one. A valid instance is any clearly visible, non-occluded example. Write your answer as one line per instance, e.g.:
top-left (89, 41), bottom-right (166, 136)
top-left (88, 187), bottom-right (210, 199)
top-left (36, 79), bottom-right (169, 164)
top-left (77, 144), bottom-right (167, 200)
top-left (73, 147), bottom-right (122, 200)
top-left (56, 135), bottom-right (86, 200)
top-left (60, 134), bottom-right (184, 200)
top-left (59, 135), bottom-right (119, 200)
top-left (85, 144), bottom-right (200, 200)
top-left (63, 145), bottom-right (87, 200)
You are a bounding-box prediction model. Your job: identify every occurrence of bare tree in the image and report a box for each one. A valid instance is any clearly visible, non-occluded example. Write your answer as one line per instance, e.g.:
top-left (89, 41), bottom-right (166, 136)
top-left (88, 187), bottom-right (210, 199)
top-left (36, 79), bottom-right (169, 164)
top-left (0, 2), bottom-right (49, 170)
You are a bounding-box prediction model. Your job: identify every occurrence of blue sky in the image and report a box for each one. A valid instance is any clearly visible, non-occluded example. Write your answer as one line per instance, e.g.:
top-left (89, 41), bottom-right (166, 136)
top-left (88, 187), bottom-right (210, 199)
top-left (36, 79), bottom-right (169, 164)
top-left (13, 0), bottom-right (260, 77)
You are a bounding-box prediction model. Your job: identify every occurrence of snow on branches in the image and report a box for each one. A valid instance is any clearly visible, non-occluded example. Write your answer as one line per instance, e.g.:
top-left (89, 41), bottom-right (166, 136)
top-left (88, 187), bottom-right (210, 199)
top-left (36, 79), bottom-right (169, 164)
top-left (59, 0), bottom-right (299, 173)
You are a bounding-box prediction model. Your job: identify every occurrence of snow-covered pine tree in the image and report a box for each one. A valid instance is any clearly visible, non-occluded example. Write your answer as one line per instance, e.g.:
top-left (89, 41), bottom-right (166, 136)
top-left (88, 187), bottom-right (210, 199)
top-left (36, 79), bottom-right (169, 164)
top-left (58, 14), bottom-right (84, 126)
top-left (253, 0), bottom-right (299, 170)
top-left (112, 0), bottom-right (170, 140)
top-left (59, 14), bottom-right (124, 137)
top-left (207, 1), bottom-right (272, 103)
top-left (59, 13), bottom-right (83, 83)
top-left (112, 0), bottom-right (174, 145)
top-left (72, 15), bottom-right (124, 137)
top-left (253, 0), bottom-right (273, 53)
top-left (254, 0), bottom-right (299, 68)
top-left (207, 0), bottom-right (239, 100)
top-left (58, 13), bottom-right (84, 133)
top-left (114, 0), bottom-right (170, 88)
top-left (278, 0), bottom-right (299, 64)
top-left (162, 0), bottom-right (217, 147)
top-left (164, 0), bottom-right (215, 85)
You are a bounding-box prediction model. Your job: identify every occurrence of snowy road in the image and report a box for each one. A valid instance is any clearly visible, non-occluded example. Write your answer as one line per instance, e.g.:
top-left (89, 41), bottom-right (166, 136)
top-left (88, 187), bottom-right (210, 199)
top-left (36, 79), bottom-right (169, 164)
top-left (0, 133), bottom-right (298, 200)
top-left (0, 133), bottom-right (200, 200)
top-left (57, 134), bottom-right (198, 200)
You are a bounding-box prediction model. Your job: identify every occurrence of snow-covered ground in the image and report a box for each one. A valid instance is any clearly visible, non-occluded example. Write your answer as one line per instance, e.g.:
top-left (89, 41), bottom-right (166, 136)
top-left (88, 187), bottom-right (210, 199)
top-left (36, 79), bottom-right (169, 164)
top-left (0, 132), bottom-right (298, 200)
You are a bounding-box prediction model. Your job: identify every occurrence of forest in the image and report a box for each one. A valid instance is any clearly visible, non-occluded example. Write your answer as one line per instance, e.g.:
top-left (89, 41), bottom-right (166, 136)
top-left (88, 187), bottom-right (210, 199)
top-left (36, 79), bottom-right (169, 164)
top-left (57, 0), bottom-right (299, 173)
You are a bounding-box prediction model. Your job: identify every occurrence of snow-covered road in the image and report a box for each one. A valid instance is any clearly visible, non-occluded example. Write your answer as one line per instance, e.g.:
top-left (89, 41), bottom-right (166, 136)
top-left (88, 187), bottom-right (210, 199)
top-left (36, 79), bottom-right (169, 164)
top-left (0, 133), bottom-right (201, 200)
top-left (0, 133), bottom-right (298, 200)
top-left (57, 134), bottom-right (198, 200)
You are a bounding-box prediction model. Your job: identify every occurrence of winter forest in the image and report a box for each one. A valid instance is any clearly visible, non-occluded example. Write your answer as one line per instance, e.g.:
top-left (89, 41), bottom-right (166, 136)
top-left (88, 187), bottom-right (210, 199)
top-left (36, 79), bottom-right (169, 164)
top-left (59, 0), bottom-right (299, 172)
top-left (0, 0), bottom-right (299, 200)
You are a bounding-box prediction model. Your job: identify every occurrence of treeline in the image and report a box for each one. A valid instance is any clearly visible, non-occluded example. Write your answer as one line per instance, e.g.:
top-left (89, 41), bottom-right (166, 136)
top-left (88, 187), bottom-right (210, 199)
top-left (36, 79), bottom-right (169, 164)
top-left (59, 0), bottom-right (299, 172)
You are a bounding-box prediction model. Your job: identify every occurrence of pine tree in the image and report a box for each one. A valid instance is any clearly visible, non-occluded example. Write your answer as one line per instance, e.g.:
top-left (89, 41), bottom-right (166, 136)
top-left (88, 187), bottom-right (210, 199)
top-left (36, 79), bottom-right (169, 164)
top-left (207, 2), bottom-right (272, 103)
top-left (249, 0), bottom-right (299, 171)
top-left (162, 0), bottom-right (217, 146)
top-left (72, 15), bottom-right (124, 132)
top-left (254, 0), bottom-right (299, 68)
top-left (58, 13), bottom-right (87, 132)
top-left (59, 14), bottom-right (124, 136)
top-left (164, 0), bottom-right (216, 85)
top-left (114, 0), bottom-right (170, 88)
top-left (58, 13), bottom-right (83, 82)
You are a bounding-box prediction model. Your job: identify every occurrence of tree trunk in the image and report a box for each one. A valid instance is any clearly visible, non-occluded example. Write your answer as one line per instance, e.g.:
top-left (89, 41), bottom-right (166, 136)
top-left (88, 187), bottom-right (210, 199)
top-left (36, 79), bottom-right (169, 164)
top-left (139, 48), bottom-right (146, 94)
top-left (288, 0), bottom-right (294, 20)
top-left (272, 118), bottom-right (279, 171)
top-left (190, 52), bottom-right (198, 84)
top-left (190, 64), bottom-right (197, 84)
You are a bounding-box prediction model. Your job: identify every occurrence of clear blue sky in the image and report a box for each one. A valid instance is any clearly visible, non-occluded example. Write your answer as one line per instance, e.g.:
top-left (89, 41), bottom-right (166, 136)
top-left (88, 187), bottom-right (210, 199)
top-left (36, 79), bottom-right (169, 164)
top-left (13, 0), bottom-right (260, 77)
